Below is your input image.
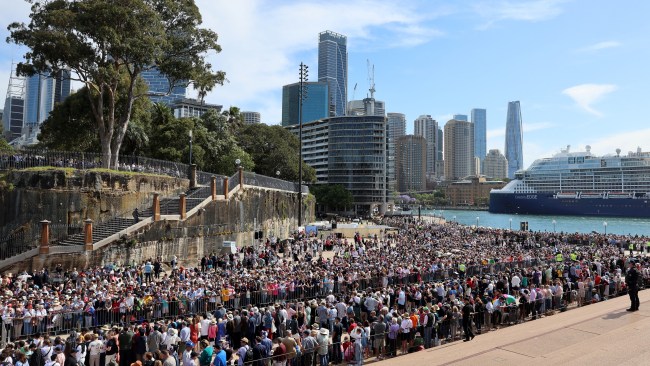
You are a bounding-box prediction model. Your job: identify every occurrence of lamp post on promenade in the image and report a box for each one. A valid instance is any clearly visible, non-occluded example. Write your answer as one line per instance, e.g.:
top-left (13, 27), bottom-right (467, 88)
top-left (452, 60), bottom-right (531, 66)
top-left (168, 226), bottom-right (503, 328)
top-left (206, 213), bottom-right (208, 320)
top-left (552, 219), bottom-right (557, 233)
top-left (603, 221), bottom-right (608, 235)
top-left (298, 62), bottom-right (309, 229)
top-left (509, 218), bottom-right (512, 231)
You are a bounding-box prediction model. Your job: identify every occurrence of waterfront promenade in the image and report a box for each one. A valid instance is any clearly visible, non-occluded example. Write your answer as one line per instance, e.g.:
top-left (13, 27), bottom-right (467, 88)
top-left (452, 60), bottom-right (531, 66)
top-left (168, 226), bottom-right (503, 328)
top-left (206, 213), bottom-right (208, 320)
top-left (377, 286), bottom-right (650, 366)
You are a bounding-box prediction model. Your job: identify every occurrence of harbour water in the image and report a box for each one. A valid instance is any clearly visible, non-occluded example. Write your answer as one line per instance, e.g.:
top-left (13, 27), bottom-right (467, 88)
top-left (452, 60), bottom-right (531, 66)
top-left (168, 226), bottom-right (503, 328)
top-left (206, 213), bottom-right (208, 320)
top-left (420, 209), bottom-right (650, 237)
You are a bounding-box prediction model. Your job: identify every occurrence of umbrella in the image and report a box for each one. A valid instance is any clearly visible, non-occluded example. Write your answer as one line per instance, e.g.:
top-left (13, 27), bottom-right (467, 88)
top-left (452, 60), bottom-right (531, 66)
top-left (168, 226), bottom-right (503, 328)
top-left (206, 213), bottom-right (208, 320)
top-left (501, 294), bottom-right (517, 305)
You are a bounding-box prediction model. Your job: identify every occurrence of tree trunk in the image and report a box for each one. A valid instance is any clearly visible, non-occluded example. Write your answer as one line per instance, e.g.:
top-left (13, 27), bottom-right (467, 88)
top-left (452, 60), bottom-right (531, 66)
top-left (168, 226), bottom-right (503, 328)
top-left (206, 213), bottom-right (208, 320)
top-left (100, 138), bottom-right (112, 170)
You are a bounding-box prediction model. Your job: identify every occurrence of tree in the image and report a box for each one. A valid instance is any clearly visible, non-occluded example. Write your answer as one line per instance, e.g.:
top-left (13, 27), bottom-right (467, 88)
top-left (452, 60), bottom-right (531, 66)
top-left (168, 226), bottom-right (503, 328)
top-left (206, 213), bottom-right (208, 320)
top-left (311, 185), bottom-right (354, 212)
top-left (38, 74), bottom-right (151, 152)
top-left (8, 0), bottom-right (224, 169)
top-left (0, 136), bottom-right (12, 153)
top-left (238, 123), bottom-right (316, 183)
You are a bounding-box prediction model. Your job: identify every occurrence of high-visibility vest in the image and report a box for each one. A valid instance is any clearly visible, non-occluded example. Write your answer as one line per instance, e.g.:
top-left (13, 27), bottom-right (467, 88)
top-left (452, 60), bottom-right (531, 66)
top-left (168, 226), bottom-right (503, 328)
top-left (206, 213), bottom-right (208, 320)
top-left (459, 264), bottom-right (466, 272)
top-left (570, 253), bottom-right (577, 261)
top-left (556, 253), bottom-right (563, 262)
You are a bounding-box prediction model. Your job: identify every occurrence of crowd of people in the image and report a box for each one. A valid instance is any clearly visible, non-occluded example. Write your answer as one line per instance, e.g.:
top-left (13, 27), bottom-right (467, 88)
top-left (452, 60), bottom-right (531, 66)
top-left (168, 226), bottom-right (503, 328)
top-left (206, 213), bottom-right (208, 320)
top-left (1, 216), bottom-right (649, 366)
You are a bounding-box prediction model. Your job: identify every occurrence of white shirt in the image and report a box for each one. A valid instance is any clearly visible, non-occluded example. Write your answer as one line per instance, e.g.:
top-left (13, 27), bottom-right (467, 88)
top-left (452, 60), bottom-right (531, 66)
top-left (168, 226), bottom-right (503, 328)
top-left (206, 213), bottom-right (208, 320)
top-left (89, 340), bottom-right (104, 356)
top-left (400, 319), bottom-right (412, 333)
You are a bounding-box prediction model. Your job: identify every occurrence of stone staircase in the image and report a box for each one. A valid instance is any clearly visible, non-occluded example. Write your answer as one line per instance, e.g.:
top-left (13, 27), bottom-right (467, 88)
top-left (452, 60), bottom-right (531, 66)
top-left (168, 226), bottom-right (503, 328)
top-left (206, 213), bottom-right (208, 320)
top-left (55, 185), bottom-right (213, 246)
top-left (56, 217), bottom-right (137, 246)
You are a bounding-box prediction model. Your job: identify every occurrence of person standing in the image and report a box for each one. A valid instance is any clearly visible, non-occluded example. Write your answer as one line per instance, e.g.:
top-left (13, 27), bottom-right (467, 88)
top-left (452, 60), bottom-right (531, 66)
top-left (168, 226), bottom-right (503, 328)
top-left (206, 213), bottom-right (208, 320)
top-left (625, 260), bottom-right (640, 311)
top-left (118, 326), bottom-right (134, 366)
top-left (461, 298), bottom-right (475, 342)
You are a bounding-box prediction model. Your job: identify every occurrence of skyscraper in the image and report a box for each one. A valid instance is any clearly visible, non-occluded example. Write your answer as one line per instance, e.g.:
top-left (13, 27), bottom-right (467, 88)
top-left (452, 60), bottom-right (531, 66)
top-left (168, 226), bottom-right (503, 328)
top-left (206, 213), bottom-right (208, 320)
top-left (2, 63), bottom-right (26, 141)
top-left (444, 119), bottom-right (475, 180)
top-left (24, 69), bottom-right (71, 125)
top-left (387, 113), bottom-right (406, 193)
top-left (414, 115), bottom-right (439, 179)
top-left (141, 67), bottom-right (186, 106)
top-left (471, 108), bottom-right (487, 164)
top-left (395, 135), bottom-right (427, 192)
top-left (318, 30), bottom-right (347, 117)
top-left (453, 114), bottom-right (468, 122)
top-left (504, 101), bottom-right (524, 178)
top-left (281, 81), bottom-right (329, 126)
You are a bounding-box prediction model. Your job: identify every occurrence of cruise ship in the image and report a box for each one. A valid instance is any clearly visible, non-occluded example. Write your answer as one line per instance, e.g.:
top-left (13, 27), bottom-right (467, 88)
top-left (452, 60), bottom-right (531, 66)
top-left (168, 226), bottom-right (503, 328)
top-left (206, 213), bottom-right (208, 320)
top-left (489, 146), bottom-right (650, 218)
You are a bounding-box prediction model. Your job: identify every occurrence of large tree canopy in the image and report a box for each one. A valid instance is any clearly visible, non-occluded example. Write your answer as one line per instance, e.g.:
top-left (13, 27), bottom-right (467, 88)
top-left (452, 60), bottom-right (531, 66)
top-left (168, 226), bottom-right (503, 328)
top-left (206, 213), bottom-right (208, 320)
top-left (238, 123), bottom-right (316, 183)
top-left (8, 0), bottom-right (224, 168)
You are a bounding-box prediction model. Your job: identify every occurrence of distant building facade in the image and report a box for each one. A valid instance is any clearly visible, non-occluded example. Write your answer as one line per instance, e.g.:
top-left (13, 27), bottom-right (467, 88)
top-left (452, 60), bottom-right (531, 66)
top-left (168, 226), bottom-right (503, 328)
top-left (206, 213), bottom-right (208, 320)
top-left (347, 98), bottom-right (385, 117)
top-left (483, 149), bottom-right (508, 179)
top-left (318, 30), bottom-right (348, 117)
top-left (141, 68), bottom-right (187, 106)
top-left (444, 119), bottom-right (475, 180)
top-left (395, 135), bottom-right (427, 192)
top-left (414, 115), bottom-right (440, 180)
top-left (453, 114), bottom-right (468, 122)
top-left (171, 98), bottom-right (222, 119)
top-left (24, 69), bottom-right (71, 125)
top-left (281, 81), bottom-right (329, 126)
top-left (505, 101), bottom-right (523, 178)
top-left (471, 108), bottom-right (486, 166)
top-left (386, 112), bottom-right (406, 193)
top-left (287, 115), bottom-right (387, 214)
top-left (445, 176), bottom-right (506, 206)
top-left (241, 111), bottom-right (261, 124)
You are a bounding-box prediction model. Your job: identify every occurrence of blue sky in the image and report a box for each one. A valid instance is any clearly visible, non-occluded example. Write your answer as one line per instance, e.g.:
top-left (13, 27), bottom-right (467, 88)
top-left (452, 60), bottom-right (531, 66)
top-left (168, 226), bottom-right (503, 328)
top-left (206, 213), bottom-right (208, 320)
top-left (1, 0), bottom-right (649, 168)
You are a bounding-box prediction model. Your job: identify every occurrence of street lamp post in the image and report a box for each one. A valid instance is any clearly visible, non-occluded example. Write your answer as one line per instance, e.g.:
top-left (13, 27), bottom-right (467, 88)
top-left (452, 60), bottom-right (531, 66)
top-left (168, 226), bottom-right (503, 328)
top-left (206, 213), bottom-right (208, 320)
top-left (189, 130), bottom-right (193, 165)
top-left (276, 170), bottom-right (280, 179)
top-left (453, 215), bottom-right (456, 222)
top-left (603, 221), bottom-right (608, 235)
top-left (509, 218), bottom-right (512, 230)
top-left (552, 219), bottom-right (557, 233)
top-left (298, 62), bottom-right (309, 229)
top-left (476, 216), bottom-right (479, 227)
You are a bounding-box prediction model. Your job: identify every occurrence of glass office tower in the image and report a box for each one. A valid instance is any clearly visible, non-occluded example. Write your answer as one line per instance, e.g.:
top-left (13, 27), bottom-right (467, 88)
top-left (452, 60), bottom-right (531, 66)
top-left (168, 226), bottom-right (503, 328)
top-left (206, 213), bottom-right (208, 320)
top-left (505, 101), bottom-right (524, 179)
top-left (318, 30), bottom-right (347, 117)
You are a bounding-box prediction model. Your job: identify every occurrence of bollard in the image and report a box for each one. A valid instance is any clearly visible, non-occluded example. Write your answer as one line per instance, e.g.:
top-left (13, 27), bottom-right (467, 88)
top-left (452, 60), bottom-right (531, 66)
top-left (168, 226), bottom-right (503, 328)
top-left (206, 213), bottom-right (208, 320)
top-left (84, 219), bottom-right (93, 251)
top-left (39, 220), bottom-right (51, 255)
top-left (239, 167), bottom-right (244, 190)
top-left (179, 193), bottom-right (187, 220)
top-left (189, 164), bottom-right (197, 189)
top-left (223, 176), bottom-right (229, 199)
top-left (153, 193), bottom-right (160, 221)
top-left (211, 176), bottom-right (217, 201)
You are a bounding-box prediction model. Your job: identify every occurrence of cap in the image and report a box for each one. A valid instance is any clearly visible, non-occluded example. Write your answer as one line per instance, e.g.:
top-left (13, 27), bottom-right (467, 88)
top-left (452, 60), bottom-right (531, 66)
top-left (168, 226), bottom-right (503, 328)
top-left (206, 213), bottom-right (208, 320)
top-left (185, 341), bottom-right (194, 348)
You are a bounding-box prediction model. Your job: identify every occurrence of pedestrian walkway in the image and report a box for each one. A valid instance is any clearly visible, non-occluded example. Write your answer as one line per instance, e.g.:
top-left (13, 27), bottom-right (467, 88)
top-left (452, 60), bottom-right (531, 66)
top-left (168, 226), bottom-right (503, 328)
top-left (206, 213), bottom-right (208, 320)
top-left (377, 289), bottom-right (650, 366)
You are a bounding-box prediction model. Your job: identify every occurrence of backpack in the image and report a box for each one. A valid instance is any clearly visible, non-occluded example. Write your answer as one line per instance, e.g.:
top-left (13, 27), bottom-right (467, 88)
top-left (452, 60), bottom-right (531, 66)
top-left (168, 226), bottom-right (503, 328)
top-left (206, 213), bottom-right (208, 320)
top-left (245, 345), bottom-right (254, 363)
top-left (344, 344), bottom-right (355, 362)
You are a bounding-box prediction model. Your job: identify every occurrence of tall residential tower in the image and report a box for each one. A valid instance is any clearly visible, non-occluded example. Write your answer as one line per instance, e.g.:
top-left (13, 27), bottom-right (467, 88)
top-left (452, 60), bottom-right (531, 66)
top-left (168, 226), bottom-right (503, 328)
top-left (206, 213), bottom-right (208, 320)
top-left (471, 108), bottom-right (486, 165)
top-left (414, 115), bottom-right (439, 180)
top-left (444, 119), bottom-right (475, 180)
top-left (387, 113), bottom-right (406, 193)
top-left (504, 101), bottom-right (523, 178)
top-left (318, 31), bottom-right (347, 117)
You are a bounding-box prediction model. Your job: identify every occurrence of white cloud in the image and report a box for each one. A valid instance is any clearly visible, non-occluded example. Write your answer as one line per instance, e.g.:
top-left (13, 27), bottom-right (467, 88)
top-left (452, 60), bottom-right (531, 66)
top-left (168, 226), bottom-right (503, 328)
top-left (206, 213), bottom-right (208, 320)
top-left (473, 0), bottom-right (567, 29)
top-left (562, 83), bottom-right (617, 117)
top-left (196, 0), bottom-right (443, 123)
top-left (577, 41), bottom-right (621, 52)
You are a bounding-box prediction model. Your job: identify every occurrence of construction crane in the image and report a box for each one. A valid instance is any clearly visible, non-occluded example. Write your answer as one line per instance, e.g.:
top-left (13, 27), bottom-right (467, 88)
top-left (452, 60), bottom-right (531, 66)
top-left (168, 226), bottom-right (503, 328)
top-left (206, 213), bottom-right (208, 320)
top-left (367, 59), bottom-right (375, 99)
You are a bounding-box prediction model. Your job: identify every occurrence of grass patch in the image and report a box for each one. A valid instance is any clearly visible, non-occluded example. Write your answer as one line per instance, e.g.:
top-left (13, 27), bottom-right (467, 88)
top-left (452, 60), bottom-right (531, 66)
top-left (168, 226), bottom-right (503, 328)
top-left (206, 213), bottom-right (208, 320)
top-left (14, 167), bottom-right (173, 179)
top-left (20, 166), bottom-right (77, 176)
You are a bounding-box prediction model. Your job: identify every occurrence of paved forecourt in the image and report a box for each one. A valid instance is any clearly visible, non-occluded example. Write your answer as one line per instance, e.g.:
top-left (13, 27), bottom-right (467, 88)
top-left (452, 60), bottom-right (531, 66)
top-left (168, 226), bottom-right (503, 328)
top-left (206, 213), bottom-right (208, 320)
top-left (376, 289), bottom-right (650, 366)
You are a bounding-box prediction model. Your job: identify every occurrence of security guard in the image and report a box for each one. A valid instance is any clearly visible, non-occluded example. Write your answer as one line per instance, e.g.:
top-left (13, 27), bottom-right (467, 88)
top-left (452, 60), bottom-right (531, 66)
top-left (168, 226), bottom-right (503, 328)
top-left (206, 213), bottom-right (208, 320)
top-left (625, 259), bottom-right (640, 311)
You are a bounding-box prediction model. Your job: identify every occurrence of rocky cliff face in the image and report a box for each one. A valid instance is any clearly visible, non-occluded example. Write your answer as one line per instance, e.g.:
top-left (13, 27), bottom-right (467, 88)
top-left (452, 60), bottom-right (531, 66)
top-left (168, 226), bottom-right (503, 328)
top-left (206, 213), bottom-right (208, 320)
top-left (0, 169), bottom-right (188, 238)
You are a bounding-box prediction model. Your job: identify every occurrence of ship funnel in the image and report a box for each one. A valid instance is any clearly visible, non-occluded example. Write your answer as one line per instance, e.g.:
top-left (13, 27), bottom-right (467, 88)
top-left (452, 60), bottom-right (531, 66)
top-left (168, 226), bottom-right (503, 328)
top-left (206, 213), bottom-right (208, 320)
top-left (585, 145), bottom-right (591, 153)
top-left (638, 147), bottom-right (642, 154)
top-left (616, 148), bottom-right (621, 156)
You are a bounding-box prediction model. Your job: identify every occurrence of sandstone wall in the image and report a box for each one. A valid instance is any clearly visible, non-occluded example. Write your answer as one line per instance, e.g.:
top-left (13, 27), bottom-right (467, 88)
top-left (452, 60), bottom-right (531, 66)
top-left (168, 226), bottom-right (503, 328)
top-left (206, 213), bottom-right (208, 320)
top-left (4, 186), bottom-right (314, 272)
top-left (0, 170), bottom-right (188, 238)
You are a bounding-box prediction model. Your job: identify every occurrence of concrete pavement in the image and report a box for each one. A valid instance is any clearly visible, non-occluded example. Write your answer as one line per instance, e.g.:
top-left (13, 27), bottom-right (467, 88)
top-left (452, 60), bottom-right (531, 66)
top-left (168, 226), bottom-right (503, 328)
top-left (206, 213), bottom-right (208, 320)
top-left (376, 289), bottom-right (650, 366)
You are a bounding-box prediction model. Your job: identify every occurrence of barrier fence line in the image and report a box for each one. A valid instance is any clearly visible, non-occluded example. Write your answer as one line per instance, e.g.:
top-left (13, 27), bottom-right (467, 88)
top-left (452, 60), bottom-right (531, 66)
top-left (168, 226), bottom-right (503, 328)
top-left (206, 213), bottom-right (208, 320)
top-left (1, 259), bottom-right (643, 343)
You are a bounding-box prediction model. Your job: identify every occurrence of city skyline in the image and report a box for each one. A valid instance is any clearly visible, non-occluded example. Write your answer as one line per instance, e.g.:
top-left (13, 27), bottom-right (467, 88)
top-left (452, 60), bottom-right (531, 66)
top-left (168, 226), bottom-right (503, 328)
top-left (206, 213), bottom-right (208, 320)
top-left (1, 1), bottom-right (649, 168)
